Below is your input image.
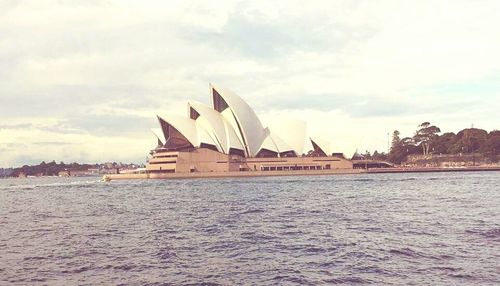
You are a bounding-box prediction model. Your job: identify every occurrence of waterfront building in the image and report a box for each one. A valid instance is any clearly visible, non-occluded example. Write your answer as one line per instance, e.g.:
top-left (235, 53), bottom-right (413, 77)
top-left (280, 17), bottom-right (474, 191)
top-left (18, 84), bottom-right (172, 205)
top-left (146, 84), bottom-right (352, 176)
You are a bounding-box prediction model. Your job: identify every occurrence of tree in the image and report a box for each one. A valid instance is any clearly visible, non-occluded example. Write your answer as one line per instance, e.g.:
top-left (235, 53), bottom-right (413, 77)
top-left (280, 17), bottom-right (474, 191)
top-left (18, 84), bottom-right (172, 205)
top-left (363, 150), bottom-right (372, 159)
top-left (372, 150), bottom-right (388, 160)
top-left (433, 132), bottom-right (457, 154)
top-left (451, 128), bottom-right (488, 153)
top-left (480, 130), bottom-right (500, 159)
top-left (413, 122), bottom-right (441, 155)
top-left (391, 130), bottom-right (401, 152)
top-left (388, 135), bottom-right (419, 164)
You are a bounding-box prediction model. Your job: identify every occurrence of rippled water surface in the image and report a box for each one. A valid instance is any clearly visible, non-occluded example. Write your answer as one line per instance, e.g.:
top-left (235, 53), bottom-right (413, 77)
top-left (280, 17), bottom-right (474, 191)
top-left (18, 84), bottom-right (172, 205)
top-left (1, 172), bottom-right (499, 285)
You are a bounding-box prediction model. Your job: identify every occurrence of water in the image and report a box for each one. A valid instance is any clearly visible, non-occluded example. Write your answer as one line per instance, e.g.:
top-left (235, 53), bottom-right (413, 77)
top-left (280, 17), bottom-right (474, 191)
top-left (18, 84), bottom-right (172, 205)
top-left (0, 172), bottom-right (499, 285)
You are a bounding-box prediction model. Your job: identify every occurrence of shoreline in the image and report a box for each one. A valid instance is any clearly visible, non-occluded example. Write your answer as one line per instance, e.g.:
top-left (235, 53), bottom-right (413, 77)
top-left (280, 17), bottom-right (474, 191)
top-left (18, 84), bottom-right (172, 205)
top-left (103, 168), bottom-right (363, 181)
top-left (102, 166), bottom-right (500, 181)
top-left (366, 166), bottom-right (500, 174)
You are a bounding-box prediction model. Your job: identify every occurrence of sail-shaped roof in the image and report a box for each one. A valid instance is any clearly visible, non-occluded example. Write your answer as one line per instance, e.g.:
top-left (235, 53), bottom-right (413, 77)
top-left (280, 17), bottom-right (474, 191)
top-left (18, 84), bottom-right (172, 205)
top-left (270, 133), bottom-right (295, 155)
top-left (310, 137), bottom-right (331, 156)
top-left (258, 128), bottom-right (295, 156)
top-left (210, 83), bottom-right (266, 157)
top-left (151, 128), bottom-right (166, 145)
top-left (157, 114), bottom-right (217, 150)
top-left (268, 119), bottom-right (306, 155)
top-left (150, 83), bottom-right (330, 158)
top-left (188, 101), bottom-right (245, 154)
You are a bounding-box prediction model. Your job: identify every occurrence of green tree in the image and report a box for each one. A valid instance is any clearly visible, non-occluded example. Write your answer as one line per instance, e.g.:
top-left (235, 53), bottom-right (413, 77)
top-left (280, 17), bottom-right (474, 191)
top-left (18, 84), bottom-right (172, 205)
top-left (433, 132), bottom-right (457, 154)
top-left (480, 130), bottom-right (500, 159)
top-left (451, 128), bottom-right (488, 153)
top-left (391, 130), bottom-right (401, 152)
top-left (413, 122), bottom-right (441, 155)
top-left (389, 135), bottom-right (417, 164)
top-left (363, 150), bottom-right (372, 159)
top-left (372, 150), bottom-right (388, 160)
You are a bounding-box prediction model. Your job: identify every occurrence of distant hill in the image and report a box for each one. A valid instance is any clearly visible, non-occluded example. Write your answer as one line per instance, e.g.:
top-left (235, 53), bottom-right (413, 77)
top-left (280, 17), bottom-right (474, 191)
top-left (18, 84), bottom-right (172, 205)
top-left (0, 161), bottom-right (143, 178)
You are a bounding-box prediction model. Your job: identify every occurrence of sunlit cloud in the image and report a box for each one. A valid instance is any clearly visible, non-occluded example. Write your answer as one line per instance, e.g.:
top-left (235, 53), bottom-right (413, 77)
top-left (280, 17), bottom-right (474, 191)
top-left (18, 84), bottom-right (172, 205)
top-left (1, 0), bottom-right (499, 167)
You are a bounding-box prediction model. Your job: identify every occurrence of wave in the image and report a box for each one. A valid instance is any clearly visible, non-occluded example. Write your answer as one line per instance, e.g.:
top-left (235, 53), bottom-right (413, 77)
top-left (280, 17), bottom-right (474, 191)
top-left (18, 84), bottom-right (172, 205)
top-left (466, 228), bottom-right (500, 240)
top-left (389, 247), bottom-right (422, 258)
top-left (324, 276), bottom-right (369, 284)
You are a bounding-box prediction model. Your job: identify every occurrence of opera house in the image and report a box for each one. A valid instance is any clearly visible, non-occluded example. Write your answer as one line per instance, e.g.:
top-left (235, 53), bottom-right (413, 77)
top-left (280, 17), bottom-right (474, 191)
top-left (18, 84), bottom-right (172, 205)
top-left (143, 84), bottom-right (354, 178)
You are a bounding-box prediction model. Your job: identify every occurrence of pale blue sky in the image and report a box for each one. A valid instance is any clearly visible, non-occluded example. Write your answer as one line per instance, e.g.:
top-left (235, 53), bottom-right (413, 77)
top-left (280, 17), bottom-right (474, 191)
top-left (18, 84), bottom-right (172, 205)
top-left (0, 0), bottom-right (499, 167)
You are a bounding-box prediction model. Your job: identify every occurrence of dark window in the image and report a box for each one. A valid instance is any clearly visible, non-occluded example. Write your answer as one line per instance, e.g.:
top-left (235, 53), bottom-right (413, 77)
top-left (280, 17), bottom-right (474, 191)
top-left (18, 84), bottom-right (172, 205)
top-left (149, 161), bottom-right (176, 164)
top-left (156, 154), bottom-right (178, 158)
top-left (200, 143), bottom-right (219, 152)
top-left (256, 149), bottom-right (279, 158)
top-left (229, 148), bottom-right (245, 157)
top-left (149, 169), bottom-right (175, 173)
top-left (213, 89), bottom-right (229, 112)
top-left (280, 151), bottom-right (297, 157)
top-left (190, 107), bottom-right (200, 120)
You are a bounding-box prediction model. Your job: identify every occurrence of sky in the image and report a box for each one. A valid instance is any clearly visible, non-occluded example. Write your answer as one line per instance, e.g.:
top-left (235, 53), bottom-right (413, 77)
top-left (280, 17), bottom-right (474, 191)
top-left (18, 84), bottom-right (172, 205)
top-left (1, 0), bottom-right (499, 167)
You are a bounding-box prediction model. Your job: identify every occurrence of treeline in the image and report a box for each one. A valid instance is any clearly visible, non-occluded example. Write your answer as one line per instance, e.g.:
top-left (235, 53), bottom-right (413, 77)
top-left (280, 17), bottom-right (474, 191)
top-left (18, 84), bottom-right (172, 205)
top-left (352, 150), bottom-right (388, 161)
top-left (0, 161), bottom-right (139, 178)
top-left (2, 161), bottom-right (97, 177)
top-left (388, 122), bottom-right (500, 164)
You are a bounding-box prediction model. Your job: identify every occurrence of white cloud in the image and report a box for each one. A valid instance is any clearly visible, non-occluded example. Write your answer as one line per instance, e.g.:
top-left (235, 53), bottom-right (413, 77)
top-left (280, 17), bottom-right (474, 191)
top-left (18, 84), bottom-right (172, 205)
top-left (1, 0), bottom-right (499, 166)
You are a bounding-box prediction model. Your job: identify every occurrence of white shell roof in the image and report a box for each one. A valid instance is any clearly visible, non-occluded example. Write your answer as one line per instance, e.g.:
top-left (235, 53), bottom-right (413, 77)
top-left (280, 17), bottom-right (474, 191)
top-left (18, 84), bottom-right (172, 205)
top-left (211, 83), bottom-right (266, 157)
top-left (220, 108), bottom-right (246, 153)
top-left (189, 101), bottom-right (226, 151)
top-left (270, 133), bottom-right (294, 154)
top-left (152, 83), bottom-right (316, 158)
top-left (224, 117), bottom-right (245, 152)
top-left (194, 116), bottom-right (224, 152)
top-left (259, 129), bottom-right (295, 155)
top-left (157, 114), bottom-right (216, 148)
top-left (188, 101), bottom-right (244, 154)
top-left (259, 134), bottom-right (279, 153)
top-left (151, 128), bottom-right (166, 145)
top-left (268, 119), bottom-right (306, 155)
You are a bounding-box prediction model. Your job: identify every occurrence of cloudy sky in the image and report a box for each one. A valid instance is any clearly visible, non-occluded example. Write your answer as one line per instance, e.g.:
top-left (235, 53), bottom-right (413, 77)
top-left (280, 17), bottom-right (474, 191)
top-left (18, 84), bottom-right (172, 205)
top-left (1, 0), bottom-right (499, 167)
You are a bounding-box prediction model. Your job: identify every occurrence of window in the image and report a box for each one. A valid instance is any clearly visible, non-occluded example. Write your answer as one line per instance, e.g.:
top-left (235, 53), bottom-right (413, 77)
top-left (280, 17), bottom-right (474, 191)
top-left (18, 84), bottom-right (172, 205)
top-left (189, 107), bottom-right (200, 120)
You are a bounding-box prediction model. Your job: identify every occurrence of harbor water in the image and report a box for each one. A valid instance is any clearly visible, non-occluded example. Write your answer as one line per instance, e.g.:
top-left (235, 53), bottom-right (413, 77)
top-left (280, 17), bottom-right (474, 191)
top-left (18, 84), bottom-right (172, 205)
top-left (0, 172), bottom-right (499, 285)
